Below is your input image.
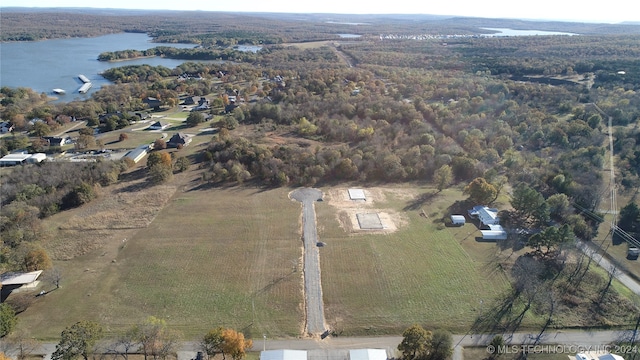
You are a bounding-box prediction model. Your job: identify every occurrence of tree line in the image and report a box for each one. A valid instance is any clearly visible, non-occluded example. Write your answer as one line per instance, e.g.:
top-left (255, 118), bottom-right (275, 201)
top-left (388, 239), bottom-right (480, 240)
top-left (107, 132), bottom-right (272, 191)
top-left (0, 316), bottom-right (252, 360)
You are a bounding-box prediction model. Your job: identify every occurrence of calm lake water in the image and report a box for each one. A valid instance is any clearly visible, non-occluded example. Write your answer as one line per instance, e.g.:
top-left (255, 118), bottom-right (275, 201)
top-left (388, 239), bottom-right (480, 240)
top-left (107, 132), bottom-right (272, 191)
top-left (481, 27), bottom-right (579, 36)
top-left (0, 33), bottom-right (197, 100)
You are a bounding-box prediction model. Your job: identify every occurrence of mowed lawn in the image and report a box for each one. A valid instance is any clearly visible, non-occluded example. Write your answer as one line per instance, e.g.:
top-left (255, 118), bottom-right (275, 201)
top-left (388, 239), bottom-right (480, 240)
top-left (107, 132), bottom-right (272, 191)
top-left (19, 184), bottom-right (517, 339)
top-left (317, 187), bottom-right (512, 335)
top-left (19, 187), bottom-right (305, 339)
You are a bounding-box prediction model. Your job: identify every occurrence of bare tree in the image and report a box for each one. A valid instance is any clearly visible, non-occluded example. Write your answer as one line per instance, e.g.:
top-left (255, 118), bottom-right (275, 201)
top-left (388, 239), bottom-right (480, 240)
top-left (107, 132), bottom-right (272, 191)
top-left (5, 329), bottom-right (40, 360)
top-left (45, 267), bottom-right (62, 289)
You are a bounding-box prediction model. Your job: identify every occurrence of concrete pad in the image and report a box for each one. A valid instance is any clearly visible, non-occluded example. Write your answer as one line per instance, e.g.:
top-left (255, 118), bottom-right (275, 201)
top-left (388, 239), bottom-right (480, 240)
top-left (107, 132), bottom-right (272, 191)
top-left (348, 189), bottom-right (366, 200)
top-left (356, 213), bottom-right (383, 229)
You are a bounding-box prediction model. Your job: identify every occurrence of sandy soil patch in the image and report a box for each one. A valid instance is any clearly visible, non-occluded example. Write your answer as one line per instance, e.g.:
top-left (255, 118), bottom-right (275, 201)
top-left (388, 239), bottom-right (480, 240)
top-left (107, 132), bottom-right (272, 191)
top-left (324, 187), bottom-right (410, 234)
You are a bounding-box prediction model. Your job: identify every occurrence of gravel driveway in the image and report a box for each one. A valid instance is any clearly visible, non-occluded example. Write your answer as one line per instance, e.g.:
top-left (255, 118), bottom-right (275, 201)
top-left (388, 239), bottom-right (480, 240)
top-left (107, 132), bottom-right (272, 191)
top-left (291, 188), bottom-right (326, 335)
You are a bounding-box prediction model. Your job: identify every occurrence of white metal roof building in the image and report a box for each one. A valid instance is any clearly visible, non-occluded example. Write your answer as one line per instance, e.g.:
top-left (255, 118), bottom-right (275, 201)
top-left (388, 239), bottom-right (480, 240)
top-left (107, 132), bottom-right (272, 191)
top-left (348, 189), bottom-right (366, 200)
top-left (261, 350), bottom-right (307, 360)
top-left (450, 215), bottom-right (466, 225)
top-left (468, 205), bottom-right (500, 226)
top-left (349, 349), bottom-right (388, 360)
top-left (125, 145), bottom-right (151, 163)
top-left (0, 153), bottom-right (46, 166)
top-left (0, 270), bottom-right (43, 289)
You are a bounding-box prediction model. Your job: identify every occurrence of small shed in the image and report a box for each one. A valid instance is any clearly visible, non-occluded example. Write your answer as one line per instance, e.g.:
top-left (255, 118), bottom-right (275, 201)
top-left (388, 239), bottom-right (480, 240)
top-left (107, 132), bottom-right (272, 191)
top-left (349, 349), bottom-right (388, 360)
top-left (450, 215), bottom-right (465, 225)
top-left (260, 350), bottom-right (307, 360)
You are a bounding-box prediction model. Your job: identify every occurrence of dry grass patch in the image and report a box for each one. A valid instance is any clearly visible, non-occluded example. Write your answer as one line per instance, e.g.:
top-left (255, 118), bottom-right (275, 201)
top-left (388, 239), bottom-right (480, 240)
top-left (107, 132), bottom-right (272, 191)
top-left (23, 185), bottom-right (303, 339)
top-left (45, 180), bottom-right (176, 260)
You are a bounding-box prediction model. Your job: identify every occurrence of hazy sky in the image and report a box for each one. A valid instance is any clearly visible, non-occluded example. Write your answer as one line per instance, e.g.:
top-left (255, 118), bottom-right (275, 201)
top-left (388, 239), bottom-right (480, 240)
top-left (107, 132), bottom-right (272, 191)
top-left (2, 0), bottom-right (638, 24)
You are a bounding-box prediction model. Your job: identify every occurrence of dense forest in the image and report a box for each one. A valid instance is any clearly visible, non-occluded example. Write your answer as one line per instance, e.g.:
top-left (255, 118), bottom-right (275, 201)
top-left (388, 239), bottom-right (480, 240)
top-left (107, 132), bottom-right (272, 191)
top-left (1, 11), bottom-right (640, 284)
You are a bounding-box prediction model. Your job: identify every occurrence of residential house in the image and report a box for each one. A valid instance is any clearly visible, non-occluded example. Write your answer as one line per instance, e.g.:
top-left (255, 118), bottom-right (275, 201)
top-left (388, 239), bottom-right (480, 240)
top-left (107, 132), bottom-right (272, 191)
top-left (167, 133), bottom-right (192, 148)
top-left (43, 136), bottom-right (71, 147)
top-left (99, 112), bottom-right (126, 123)
top-left (148, 121), bottom-right (170, 130)
top-left (468, 205), bottom-right (500, 226)
top-left (468, 205), bottom-right (507, 240)
top-left (0, 121), bottom-right (14, 133)
top-left (143, 97), bottom-right (162, 110)
top-left (192, 97), bottom-right (210, 111)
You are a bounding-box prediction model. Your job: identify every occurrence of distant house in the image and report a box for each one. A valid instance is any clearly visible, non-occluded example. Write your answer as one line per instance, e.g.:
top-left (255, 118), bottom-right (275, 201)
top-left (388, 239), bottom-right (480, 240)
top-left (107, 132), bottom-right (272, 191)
top-left (143, 97), bottom-right (162, 110)
top-left (99, 112), bottom-right (125, 123)
top-left (192, 97), bottom-right (210, 111)
top-left (468, 205), bottom-right (500, 226)
top-left (167, 133), bottom-right (192, 148)
top-left (468, 206), bottom-right (507, 240)
top-left (43, 136), bottom-right (71, 147)
top-left (148, 121), bottom-right (170, 130)
top-left (130, 111), bottom-right (150, 120)
top-left (0, 153), bottom-right (46, 166)
top-left (182, 96), bottom-right (196, 105)
top-left (0, 121), bottom-right (14, 133)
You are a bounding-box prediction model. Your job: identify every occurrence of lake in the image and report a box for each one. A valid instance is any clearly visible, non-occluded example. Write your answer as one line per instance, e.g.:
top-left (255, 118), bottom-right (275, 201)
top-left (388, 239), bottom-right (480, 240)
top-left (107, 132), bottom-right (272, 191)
top-left (481, 28), bottom-right (579, 36)
top-left (0, 33), bottom-right (198, 101)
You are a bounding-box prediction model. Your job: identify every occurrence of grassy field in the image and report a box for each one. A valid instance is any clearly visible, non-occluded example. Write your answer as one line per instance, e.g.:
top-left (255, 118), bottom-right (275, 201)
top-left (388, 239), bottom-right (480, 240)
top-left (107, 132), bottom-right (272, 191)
top-left (15, 177), bottom-right (639, 340)
top-left (20, 184), bottom-right (305, 339)
top-left (317, 187), bottom-right (513, 335)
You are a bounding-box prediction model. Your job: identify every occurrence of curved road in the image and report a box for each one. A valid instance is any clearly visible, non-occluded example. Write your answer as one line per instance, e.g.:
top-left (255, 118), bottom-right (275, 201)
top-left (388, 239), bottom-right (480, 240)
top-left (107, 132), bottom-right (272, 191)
top-left (291, 188), bottom-right (326, 336)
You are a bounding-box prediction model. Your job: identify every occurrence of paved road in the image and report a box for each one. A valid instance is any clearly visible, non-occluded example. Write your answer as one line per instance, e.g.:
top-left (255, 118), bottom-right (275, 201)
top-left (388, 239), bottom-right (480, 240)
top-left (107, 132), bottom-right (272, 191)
top-left (10, 329), bottom-right (636, 360)
top-left (290, 188), bottom-right (326, 336)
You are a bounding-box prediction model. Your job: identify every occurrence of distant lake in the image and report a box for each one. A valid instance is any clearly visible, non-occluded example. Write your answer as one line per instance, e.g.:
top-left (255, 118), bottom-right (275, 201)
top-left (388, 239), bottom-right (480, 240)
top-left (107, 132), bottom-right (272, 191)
top-left (234, 45), bottom-right (262, 53)
top-left (338, 34), bottom-right (362, 38)
top-left (0, 33), bottom-right (199, 101)
top-left (481, 27), bottom-right (579, 36)
top-left (326, 21), bottom-right (370, 25)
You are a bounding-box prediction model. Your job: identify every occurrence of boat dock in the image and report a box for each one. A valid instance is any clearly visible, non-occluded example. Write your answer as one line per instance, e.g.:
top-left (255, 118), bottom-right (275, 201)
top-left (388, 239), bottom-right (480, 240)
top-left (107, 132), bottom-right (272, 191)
top-left (77, 74), bottom-right (92, 93)
top-left (52, 88), bottom-right (66, 95)
top-left (78, 74), bottom-right (91, 83)
top-left (78, 83), bottom-right (92, 94)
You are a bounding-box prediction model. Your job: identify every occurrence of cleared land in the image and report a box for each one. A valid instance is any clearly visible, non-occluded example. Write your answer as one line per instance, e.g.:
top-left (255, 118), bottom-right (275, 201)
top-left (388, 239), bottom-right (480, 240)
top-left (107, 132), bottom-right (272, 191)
top-left (15, 179), bottom-right (639, 340)
top-left (317, 187), bottom-right (512, 334)
top-left (21, 181), bottom-right (305, 339)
